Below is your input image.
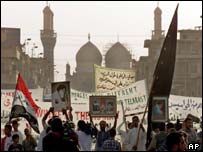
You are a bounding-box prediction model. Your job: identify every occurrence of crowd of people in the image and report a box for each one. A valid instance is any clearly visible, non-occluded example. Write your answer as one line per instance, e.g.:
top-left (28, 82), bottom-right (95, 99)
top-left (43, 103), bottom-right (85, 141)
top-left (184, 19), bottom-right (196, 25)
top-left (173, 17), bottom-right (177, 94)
top-left (1, 106), bottom-right (202, 151)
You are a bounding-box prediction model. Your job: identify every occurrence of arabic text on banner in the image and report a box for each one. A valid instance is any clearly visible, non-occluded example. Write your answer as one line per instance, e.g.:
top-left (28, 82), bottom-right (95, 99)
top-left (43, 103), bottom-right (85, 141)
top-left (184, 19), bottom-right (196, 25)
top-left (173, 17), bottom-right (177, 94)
top-left (94, 64), bottom-right (136, 92)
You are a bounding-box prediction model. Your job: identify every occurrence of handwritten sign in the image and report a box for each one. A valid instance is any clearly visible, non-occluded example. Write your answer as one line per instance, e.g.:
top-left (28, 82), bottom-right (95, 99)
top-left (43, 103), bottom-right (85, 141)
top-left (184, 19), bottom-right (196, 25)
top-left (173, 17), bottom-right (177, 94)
top-left (168, 95), bottom-right (202, 121)
top-left (94, 64), bottom-right (136, 92)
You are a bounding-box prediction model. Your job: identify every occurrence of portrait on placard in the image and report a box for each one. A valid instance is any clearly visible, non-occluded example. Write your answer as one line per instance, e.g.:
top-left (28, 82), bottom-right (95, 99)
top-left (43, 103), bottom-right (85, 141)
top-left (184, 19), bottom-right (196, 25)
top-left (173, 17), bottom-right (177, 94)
top-left (152, 96), bottom-right (168, 122)
top-left (52, 81), bottom-right (70, 111)
top-left (89, 96), bottom-right (116, 117)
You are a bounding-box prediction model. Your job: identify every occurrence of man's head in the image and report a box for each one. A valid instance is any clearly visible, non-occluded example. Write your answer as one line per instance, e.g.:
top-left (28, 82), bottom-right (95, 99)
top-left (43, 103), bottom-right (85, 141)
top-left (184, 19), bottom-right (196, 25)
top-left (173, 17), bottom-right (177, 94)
top-left (77, 120), bottom-right (86, 131)
top-left (128, 122), bottom-right (133, 129)
top-left (51, 117), bottom-right (63, 133)
top-left (166, 122), bottom-right (175, 133)
top-left (24, 128), bottom-right (31, 136)
top-left (12, 134), bottom-right (19, 144)
top-left (57, 85), bottom-right (66, 101)
top-left (166, 132), bottom-right (186, 151)
top-left (157, 122), bottom-right (166, 132)
top-left (12, 120), bottom-right (19, 131)
top-left (132, 116), bottom-right (139, 127)
top-left (109, 128), bottom-right (116, 138)
top-left (4, 124), bottom-right (12, 136)
top-left (184, 117), bottom-right (193, 129)
top-left (99, 120), bottom-right (107, 131)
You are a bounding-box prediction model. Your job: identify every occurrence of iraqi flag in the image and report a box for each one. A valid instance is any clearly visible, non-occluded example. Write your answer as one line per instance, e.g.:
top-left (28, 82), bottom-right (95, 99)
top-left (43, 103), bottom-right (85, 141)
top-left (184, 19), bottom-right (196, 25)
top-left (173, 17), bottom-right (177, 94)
top-left (9, 74), bottom-right (40, 134)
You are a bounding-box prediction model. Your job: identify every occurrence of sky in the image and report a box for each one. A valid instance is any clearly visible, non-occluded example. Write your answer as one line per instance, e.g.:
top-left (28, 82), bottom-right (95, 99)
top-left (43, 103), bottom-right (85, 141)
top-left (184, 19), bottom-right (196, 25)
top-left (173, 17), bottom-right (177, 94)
top-left (1, 1), bottom-right (202, 81)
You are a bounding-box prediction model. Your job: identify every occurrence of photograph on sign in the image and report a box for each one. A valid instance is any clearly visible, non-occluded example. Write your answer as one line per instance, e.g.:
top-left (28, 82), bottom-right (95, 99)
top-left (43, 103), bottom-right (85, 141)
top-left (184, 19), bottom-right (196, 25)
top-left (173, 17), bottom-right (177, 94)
top-left (89, 96), bottom-right (116, 117)
top-left (152, 96), bottom-right (168, 122)
top-left (51, 81), bottom-right (70, 111)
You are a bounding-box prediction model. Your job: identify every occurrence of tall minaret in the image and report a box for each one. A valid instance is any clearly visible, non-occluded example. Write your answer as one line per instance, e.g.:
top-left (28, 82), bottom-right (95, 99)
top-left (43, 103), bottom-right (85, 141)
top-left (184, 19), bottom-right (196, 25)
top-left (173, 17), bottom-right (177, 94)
top-left (153, 2), bottom-right (162, 39)
top-left (41, 2), bottom-right (56, 83)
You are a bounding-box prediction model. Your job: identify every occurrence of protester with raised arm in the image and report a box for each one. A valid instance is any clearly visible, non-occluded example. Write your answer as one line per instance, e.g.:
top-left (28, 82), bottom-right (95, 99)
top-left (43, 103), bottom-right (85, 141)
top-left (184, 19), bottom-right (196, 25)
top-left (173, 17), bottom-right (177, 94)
top-left (89, 112), bottom-right (118, 151)
top-left (124, 116), bottom-right (146, 151)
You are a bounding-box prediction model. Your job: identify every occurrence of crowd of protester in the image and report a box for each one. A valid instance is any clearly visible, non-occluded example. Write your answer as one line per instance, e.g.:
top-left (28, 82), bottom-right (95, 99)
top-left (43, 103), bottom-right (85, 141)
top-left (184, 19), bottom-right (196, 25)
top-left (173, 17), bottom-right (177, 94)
top-left (1, 107), bottom-right (202, 151)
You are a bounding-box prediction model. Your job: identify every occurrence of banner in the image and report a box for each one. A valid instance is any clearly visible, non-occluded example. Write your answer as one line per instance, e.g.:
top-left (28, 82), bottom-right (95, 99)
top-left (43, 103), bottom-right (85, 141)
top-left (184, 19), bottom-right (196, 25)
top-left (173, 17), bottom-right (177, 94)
top-left (169, 95), bottom-right (202, 121)
top-left (94, 64), bottom-right (136, 92)
top-left (104, 79), bottom-right (148, 116)
top-left (1, 80), bottom-right (202, 136)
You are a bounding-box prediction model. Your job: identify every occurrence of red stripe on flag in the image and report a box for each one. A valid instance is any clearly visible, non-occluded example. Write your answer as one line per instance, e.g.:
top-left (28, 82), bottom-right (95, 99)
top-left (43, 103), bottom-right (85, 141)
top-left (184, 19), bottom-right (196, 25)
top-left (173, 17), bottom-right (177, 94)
top-left (16, 74), bottom-right (39, 113)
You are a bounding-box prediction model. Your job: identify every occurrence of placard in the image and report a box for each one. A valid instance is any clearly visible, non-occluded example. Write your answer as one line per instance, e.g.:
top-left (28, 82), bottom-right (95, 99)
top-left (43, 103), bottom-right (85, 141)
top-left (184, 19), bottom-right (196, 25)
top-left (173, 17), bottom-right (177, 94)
top-left (51, 81), bottom-right (71, 111)
top-left (89, 96), bottom-right (117, 117)
top-left (152, 96), bottom-right (168, 122)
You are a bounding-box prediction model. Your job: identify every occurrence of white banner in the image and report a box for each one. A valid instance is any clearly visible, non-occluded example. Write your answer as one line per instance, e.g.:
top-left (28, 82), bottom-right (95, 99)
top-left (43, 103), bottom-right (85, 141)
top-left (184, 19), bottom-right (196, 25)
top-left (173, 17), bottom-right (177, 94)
top-left (94, 64), bottom-right (136, 92)
top-left (169, 95), bottom-right (202, 121)
top-left (1, 82), bottom-right (202, 137)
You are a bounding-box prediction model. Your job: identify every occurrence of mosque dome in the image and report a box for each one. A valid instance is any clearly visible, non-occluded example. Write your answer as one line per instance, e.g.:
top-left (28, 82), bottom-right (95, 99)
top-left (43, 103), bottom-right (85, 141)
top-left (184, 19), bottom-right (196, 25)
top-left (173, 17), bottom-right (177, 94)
top-left (76, 41), bottom-right (102, 64)
top-left (105, 42), bottom-right (131, 69)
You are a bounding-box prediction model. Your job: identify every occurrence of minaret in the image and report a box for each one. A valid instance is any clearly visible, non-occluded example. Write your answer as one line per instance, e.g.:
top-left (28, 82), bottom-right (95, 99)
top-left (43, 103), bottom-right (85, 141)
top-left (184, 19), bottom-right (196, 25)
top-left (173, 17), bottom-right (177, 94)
top-left (41, 2), bottom-right (56, 83)
top-left (153, 2), bottom-right (162, 39)
top-left (66, 62), bottom-right (71, 81)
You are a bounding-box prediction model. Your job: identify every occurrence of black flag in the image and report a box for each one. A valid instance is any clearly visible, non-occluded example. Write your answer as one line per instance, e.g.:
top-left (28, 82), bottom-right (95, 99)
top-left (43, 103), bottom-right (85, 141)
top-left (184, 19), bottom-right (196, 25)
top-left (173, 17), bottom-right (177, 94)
top-left (146, 4), bottom-right (179, 147)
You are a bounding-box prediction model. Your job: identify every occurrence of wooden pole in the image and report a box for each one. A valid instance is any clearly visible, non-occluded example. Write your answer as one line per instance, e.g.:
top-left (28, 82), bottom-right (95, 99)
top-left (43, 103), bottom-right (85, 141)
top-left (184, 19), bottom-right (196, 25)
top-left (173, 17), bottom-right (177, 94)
top-left (121, 101), bottom-right (128, 132)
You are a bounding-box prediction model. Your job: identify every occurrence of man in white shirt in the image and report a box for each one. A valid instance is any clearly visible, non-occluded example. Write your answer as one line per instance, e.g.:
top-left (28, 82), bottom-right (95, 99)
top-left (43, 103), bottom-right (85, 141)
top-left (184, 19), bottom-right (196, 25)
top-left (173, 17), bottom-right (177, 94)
top-left (11, 120), bottom-right (24, 145)
top-left (124, 116), bottom-right (146, 151)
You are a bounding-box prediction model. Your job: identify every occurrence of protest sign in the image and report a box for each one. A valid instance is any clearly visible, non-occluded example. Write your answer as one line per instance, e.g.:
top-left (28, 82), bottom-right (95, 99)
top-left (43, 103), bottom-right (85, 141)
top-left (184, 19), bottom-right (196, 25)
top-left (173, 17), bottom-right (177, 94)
top-left (51, 81), bottom-right (71, 111)
top-left (89, 96), bottom-right (117, 117)
top-left (94, 64), bottom-right (136, 92)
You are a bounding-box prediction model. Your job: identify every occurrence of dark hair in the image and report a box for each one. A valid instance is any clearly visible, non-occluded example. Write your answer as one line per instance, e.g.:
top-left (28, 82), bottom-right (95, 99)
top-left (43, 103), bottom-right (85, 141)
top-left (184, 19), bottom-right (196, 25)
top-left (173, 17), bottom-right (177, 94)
top-left (12, 120), bottom-right (18, 125)
top-left (78, 120), bottom-right (86, 132)
top-left (78, 120), bottom-right (91, 135)
top-left (166, 132), bottom-right (182, 151)
top-left (184, 117), bottom-right (192, 123)
top-left (132, 116), bottom-right (139, 121)
top-left (5, 124), bottom-right (12, 131)
top-left (109, 128), bottom-right (116, 137)
top-left (51, 117), bottom-right (63, 132)
top-left (166, 122), bottom-right (175, 129)
top-left (12, 134), bottom-right (19, 141)
top-left (57, 85), bottom-right (66, 91)
top-left (159, 122), bottom-right (166, 131)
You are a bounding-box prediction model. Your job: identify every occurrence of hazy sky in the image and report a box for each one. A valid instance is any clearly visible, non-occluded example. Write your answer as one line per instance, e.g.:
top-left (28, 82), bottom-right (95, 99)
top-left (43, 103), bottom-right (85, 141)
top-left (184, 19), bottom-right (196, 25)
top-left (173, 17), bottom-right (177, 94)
top-left (1, 1), bottom-right (202, 81)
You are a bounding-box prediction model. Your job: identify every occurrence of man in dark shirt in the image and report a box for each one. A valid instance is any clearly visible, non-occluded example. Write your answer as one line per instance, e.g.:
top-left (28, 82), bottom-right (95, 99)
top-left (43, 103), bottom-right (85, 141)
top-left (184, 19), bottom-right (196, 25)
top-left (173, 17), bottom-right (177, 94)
top-left (8, 134), bottom-right (23, 151)
top-left (43, 117), bottom-right (79, 151)
top-left (89, 112), bottom-right (118, 151)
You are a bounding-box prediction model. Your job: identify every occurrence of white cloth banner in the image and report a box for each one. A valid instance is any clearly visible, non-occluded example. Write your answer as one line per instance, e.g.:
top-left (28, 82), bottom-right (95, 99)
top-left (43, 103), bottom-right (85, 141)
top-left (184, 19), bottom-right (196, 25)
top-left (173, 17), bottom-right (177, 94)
top-left (168, 95), bottom-right (202, 121)
top-left (1, 81), bottom-right (202, 136)
top-left (94, 64), bottom-right (136, 92)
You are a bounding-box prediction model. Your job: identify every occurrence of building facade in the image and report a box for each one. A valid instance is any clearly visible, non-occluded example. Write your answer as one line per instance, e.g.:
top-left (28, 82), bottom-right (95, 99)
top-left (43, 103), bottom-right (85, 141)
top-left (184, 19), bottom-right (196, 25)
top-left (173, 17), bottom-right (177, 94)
top-left (1, 5), bottom-right (56, 90)
top-left (136, 6), bottom-right (202, 97)
top-left (1, 27), bottom-right (50, 89)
